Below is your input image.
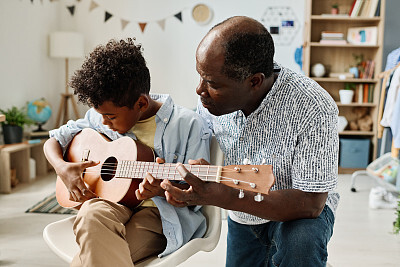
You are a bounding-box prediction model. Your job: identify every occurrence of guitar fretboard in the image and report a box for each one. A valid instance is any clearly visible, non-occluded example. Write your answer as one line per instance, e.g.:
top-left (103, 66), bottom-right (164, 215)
top-left (115, 161), bottom-right (222, 182)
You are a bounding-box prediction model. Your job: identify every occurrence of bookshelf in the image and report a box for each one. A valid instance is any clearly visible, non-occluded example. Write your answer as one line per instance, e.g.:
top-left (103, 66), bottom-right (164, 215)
top-left (303, 0), bottom-right (385, 172)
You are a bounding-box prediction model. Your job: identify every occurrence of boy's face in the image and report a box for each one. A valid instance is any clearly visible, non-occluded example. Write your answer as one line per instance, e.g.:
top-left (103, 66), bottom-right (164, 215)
top-left (95, 101), bottom-right (141, 134)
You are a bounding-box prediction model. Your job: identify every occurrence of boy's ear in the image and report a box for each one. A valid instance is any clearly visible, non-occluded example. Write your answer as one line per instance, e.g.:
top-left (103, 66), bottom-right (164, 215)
top-left (136, 95), bottom-right (149, 111)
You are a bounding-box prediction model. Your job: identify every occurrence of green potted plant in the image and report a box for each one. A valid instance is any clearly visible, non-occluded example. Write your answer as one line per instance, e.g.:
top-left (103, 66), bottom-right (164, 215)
top-left (0, 106), bottom-right (33, 144)
top-left (339, 83), bottom-right (356, 104)
top-left (331, 4), bottom-right (339, 15)
top-left (394, 200), bottom-right (400, 235)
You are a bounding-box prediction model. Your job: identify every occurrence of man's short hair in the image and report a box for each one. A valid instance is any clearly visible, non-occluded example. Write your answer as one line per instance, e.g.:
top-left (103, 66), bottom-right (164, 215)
top-left (70, 38), bottom-right (150, 109)
top-left (214, 17), bottom-right (275, 82)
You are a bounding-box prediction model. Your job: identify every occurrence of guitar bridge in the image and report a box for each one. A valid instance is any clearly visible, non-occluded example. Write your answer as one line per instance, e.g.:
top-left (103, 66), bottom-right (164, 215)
top-left (81, 149), bottom-right (90, 162)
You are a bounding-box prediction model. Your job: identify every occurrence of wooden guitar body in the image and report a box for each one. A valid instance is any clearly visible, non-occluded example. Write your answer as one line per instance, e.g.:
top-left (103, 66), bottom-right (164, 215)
top-left (56, 128), bottom-right (155, 209)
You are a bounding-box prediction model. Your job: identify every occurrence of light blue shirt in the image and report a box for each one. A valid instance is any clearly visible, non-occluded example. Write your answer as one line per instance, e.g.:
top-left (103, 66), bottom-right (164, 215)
top-left (49, 94), bottom-right (211, 257)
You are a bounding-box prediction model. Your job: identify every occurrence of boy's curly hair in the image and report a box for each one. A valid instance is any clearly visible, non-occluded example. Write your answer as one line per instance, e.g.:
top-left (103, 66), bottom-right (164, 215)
top-left (70, 38), bottom-right (150, 109)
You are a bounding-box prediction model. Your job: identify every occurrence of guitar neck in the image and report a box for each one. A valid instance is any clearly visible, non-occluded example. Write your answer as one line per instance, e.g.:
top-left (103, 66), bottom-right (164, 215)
top-left (115, 161), bottom-right (221, 182)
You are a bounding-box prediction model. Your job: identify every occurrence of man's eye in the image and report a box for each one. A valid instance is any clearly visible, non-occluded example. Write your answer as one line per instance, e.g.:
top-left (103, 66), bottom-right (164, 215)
top-left (207, 82), bottom-right (217, 89)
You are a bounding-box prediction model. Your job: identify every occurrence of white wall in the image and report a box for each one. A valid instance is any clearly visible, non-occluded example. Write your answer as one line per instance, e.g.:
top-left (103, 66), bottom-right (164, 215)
top-left (0, 0), bottom-right (304, 132)
top-left (0, 0), bottom-right (62, 130)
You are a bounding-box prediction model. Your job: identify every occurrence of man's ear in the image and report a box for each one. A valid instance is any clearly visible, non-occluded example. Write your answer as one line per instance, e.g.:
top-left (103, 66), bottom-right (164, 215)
top-left (136, 95), bottom-right (149, 111)
top-left (250, 73), bottom-right (265, 88)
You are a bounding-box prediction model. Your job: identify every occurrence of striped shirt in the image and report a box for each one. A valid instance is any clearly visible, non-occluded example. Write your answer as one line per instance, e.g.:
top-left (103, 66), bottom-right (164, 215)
top-left (197, 64), bottom-right (340, 225)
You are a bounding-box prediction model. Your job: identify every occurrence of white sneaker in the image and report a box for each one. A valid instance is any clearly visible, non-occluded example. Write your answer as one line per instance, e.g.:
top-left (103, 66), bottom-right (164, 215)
top-left (369, 186), bottom-right (398, 209)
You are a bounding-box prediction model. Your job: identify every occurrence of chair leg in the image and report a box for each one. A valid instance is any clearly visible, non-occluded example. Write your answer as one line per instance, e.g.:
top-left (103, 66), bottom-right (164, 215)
top-left (350, 170), bottom-right (368, 192)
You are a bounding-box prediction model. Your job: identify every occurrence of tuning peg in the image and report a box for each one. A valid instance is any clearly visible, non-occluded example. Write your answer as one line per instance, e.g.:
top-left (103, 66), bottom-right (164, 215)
top-left (254, 193), bottom-right (264, 202)
top-left (238, 189), bottom-right (244, 199)
top-left (243, 158), bottom-right (250, 165)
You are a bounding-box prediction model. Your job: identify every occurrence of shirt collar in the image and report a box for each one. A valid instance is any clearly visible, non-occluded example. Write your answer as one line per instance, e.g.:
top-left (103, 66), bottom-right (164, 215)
top-left (150, 93), bottom-right (174, 124)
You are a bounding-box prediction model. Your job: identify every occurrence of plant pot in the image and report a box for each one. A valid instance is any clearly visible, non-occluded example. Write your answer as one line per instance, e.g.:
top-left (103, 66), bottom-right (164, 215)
top-left (339, 90), bottom-right (354, 104)
top-left (2, 124), bottom-right (23, 144)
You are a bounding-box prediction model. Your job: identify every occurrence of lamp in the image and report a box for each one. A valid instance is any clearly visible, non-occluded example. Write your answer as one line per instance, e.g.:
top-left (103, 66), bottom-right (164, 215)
top-left (49, 31), bottom-right (84, 127)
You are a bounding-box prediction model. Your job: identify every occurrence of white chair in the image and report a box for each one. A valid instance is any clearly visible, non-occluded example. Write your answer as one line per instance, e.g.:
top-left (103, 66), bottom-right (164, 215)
top-left (43, 205), bottom-right (221, 266)
top-left (43, 136), bottom-right (224, 265)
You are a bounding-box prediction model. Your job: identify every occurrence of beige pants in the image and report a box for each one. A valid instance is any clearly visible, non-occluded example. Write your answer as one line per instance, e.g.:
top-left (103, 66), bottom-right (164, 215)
top-left (71, 198), bottom-right (167, 267)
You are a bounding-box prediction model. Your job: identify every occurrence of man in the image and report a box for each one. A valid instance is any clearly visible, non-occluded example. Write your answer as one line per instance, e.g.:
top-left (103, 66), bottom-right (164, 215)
top-left (44, 38), bottom-right (211, 266)
top-left (161, 16), bottom-right (339, 266)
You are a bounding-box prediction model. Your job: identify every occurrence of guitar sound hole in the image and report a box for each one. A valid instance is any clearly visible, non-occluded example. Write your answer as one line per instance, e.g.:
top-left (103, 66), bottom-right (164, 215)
top-left (101, 157), bottom-right (117, 181)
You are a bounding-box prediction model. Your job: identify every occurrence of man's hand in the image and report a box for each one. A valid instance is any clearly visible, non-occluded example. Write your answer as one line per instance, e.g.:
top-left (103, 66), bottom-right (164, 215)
top-left (56, 160), bottom-right (98, 202)
top-left (161, 158), bottom-right (222, 207)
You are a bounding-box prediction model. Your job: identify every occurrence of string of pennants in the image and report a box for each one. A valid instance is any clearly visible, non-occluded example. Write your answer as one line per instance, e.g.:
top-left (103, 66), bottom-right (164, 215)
top-left (28, 0), bottom-right (186, 32)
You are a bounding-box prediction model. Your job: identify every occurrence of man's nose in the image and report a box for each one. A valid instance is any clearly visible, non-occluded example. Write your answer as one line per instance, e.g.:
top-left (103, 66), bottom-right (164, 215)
top-left (196, 79), bottom-right (208, 96)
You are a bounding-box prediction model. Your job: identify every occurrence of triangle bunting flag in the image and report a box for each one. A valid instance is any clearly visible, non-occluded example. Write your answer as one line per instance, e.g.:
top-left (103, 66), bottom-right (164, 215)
top-left (89, 0), bottom-right (99, 12)
top-left (174, 12), bottom-right (182, 22)
top-left (157, 19), bottom-right (166, 30)
top-left (121, 19), bottom-right (130, 30)
top-left (105, 11), bottom-right (113, 22)
top-left (138, 23), bottom-right (147, 33)
top-left (67, 5), bottom-right (75, 16)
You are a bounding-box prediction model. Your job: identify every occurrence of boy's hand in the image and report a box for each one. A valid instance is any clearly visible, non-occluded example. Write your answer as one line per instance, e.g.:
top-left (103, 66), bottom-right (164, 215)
top-left (135, 157), bottom-right (165, 200)
top-left (135, 173), bottom-right (164, 200)
top-left (56, 160), bottom-right (98, 202)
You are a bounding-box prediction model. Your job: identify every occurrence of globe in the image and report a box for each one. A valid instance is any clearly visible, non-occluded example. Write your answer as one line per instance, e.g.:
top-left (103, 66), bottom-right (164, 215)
top-left (27, 98), bottom-right (52, 132)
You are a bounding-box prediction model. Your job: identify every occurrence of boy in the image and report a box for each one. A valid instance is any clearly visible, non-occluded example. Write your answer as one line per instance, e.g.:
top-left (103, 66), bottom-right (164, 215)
top-left (44, 38), bottom-right (211, 267)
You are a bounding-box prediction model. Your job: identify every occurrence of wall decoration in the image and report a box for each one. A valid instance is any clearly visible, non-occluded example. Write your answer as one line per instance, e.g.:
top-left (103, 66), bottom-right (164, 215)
top-left (67, 5), bottom-right (75, 16)
top-left (347, 26), bottom-right (378, 45)
top-left (192, 4), bottom-right (213, 25)
top-left (24, 0), bottom-right (202, 33)
top-left (260, 6), bottom-right (300, 46)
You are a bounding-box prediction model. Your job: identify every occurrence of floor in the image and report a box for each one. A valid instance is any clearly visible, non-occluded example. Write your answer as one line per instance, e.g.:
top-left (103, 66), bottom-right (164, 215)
top-left (0, 172), bottom-right (399, 267)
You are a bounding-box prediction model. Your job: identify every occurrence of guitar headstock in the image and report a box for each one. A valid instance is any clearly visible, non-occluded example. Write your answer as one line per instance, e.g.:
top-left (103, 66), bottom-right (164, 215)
top-left (219, 164), bottom-right (275, 200)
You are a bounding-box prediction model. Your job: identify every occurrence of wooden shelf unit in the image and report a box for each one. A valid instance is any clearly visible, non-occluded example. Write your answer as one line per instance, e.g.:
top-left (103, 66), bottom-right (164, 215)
top-left (0, 140), bottom-right (50, 193)
top-left (303, 0), bottom-right (386, 168)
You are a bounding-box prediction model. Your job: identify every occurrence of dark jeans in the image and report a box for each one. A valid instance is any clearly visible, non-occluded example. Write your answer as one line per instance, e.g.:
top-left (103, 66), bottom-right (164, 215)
top-left (226, 206), bottom-right (335, 267)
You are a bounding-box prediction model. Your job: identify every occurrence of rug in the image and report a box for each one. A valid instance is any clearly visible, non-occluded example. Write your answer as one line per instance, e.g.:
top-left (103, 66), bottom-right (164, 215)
top-left (26, 192), bottom-right (77, 214)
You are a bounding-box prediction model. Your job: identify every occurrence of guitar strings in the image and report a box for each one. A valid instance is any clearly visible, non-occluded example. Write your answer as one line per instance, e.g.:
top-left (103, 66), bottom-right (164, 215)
top-left (80, 169), bottom-right (257, 185)
top-left (86, 164), bottom-right (255, 173)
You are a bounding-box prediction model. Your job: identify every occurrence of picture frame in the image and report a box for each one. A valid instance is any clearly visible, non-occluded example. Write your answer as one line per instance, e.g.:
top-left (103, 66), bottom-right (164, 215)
top-left (347, 26), bottom-right (378, 45)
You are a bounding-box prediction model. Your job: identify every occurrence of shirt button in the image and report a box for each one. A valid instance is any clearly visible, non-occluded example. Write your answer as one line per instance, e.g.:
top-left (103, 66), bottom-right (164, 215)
top-left (239, 137), bottom-right (244, 141)
top-left (163, 118), bottom-right (168, 123)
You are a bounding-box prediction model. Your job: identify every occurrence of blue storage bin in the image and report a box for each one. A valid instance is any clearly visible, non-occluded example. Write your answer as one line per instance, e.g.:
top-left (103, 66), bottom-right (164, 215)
top-left (339, 138), bottom-right (370, 168)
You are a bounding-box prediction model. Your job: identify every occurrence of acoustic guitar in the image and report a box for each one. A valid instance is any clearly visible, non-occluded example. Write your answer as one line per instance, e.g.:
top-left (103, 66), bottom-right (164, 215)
top-left (56, 128), bottom-right (275, 209)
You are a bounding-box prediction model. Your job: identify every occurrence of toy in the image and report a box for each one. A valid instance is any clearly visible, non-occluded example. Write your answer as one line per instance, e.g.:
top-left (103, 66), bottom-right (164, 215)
top-left (348, 107), bottom-right (373, 131)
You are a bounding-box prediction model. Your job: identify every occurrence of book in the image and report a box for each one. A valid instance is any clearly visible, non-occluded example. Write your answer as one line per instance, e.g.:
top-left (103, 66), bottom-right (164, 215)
top-left (347, 26), bottom-right (378, 45)
top-left (348, 0), bottom-right (357, 16)
top-left (360, 0), bottom-right (371, 17)
top-left (363, 83), bottom-right (369, 103)
top-left (321, 31), bottom-right (344, 38)
top-left (329, 72), bottom-right (354, 79)
top-left (357, 0), bottom-right (367, 17)
top-left (368, 0), bottom-right (380, 17)
top-left (368, 84), bottom-right (374, 103)
top-left (319, 39), bottom-right (347, 45)
top-left (374, 0), bottom-right (381, 16)
top-left (357, 84), bottom-right (364, 103)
